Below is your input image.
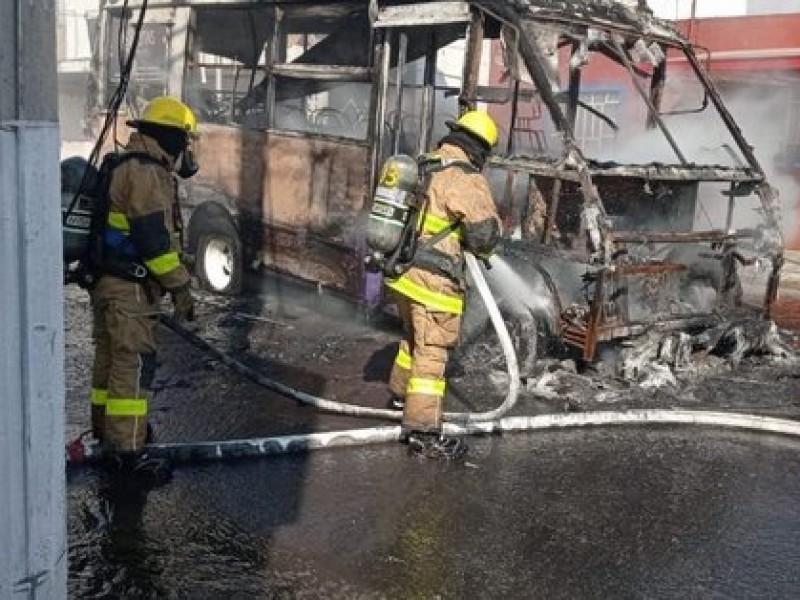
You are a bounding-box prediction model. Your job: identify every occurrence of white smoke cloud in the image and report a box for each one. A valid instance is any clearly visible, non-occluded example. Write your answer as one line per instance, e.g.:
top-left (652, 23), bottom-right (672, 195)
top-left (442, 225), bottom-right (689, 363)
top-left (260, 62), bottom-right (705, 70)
top-left (714, 85), bottom-right (800, 247)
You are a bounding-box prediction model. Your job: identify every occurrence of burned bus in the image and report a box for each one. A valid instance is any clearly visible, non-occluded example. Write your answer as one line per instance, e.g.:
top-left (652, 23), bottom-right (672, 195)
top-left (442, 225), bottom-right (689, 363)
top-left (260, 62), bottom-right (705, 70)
top-left (88, 0), bottom-right (784, 361)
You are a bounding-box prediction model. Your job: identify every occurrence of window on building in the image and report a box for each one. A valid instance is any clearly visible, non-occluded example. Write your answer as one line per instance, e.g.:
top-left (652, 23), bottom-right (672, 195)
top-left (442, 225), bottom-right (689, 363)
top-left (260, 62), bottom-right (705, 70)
top-left (574, 90), bottom-right (621, 157)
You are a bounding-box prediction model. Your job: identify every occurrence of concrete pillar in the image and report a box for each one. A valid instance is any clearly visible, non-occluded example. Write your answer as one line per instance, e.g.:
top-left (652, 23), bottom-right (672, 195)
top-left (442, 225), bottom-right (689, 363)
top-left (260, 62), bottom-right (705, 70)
top-left (0, 0), bottom-right (67, 598)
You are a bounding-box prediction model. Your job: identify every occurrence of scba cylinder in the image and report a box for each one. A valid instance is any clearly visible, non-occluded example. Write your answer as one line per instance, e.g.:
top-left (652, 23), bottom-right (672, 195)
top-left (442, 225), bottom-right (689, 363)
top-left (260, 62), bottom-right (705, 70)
top-left (61, 156), bottom-right (98, 264)
top-left (366, 154), bottom-right (419, 258)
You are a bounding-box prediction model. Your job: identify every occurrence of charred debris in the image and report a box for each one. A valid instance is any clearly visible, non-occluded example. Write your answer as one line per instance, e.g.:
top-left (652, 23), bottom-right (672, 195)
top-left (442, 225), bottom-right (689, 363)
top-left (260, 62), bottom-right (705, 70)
top-left (456, 0), bottom-right (788, 368)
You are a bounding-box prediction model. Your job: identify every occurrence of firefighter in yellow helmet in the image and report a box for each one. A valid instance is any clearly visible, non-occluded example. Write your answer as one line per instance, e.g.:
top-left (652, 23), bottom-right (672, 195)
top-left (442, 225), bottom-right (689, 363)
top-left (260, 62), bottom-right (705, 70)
top-left (89, 95), bottom-right (199, 468)
top-left (385, 110), bottom-right (502, 459)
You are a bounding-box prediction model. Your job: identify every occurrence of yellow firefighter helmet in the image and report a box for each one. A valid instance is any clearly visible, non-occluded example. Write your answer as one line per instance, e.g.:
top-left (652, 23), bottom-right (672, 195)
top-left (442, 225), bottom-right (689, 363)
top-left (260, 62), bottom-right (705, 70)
top-left (449, 110), bottom-right (499, 148)
top-left (135, 96), bottom-right (198, 136)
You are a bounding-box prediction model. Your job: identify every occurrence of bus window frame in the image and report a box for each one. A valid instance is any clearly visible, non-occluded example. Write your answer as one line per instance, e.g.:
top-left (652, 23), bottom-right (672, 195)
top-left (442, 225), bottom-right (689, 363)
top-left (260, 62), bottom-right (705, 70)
top-left (259, 4), bottom-right (375, 140)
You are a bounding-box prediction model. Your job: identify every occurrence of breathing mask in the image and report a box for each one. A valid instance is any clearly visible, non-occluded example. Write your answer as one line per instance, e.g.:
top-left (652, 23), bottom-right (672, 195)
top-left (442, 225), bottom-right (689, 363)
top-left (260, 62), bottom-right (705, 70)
top-left (177, 140), bottom-right (199, 179)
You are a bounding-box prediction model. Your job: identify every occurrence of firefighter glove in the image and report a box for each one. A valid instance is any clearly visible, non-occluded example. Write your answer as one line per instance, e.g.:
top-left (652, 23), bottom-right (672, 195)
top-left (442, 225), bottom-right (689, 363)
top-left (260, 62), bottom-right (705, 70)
top-left (170, 284), bottom-right (195, 322)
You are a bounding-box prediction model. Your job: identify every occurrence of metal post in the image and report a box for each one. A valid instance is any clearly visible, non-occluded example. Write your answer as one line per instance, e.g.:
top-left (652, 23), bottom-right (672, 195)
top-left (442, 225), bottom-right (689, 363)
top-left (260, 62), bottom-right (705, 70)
top-left (0, 0), bottom-right (67, 598)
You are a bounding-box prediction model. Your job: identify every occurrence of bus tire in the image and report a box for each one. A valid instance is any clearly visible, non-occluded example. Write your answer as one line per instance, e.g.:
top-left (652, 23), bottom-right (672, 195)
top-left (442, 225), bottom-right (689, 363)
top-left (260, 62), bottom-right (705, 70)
top-left (456, 302), bottom-right (543, 379)
top-left (194, 218), bottom-right (243, 295)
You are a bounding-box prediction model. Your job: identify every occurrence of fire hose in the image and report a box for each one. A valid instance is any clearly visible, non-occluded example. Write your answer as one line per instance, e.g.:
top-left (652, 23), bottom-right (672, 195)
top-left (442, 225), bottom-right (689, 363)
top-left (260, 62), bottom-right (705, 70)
top-left (156, 252), bottom-right (522, 424)
top-left (66, 254), bottom-right (800, 465)
top-left (68, 411), bottom-right (800, 465)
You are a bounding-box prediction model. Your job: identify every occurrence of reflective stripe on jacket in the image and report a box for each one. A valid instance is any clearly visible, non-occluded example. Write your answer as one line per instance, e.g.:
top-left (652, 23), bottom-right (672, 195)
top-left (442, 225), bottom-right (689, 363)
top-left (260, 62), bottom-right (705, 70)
top-left (386, 272), bottom-right (465, 314)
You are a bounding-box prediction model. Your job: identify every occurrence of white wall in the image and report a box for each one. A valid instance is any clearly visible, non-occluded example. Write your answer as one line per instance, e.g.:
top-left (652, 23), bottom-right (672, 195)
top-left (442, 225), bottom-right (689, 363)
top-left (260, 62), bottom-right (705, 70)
top-left (648, 0), bottom-right (748, 19)
top-left (57, 0), bottom-right (97, 70)
top-left (747, 0), bottom-right (800, 14)
top-left (648, 0), bottom-right (800, 18)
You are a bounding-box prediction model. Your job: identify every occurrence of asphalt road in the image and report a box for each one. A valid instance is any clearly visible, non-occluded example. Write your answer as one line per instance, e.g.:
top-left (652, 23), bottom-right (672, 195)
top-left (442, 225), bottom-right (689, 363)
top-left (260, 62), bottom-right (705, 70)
top-left (64, 279), bottom-right (800, 599)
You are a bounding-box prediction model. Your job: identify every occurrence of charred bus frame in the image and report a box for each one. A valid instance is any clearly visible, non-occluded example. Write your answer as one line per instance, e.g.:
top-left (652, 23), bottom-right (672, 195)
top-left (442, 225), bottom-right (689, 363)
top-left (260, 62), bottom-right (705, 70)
top-left (89, 0), bottom-right (784, 360)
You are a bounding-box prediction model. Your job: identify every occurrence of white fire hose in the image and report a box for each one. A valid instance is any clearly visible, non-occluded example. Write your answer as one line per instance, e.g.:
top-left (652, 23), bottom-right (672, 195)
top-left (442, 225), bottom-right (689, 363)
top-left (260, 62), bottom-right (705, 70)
top-left (69, 254), bottom-right (800, 464)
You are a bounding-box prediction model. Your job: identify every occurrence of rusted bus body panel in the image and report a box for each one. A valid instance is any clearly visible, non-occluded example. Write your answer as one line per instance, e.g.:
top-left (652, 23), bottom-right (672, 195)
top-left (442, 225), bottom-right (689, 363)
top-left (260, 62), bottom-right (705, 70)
top-left (560, 261), bottom-right (721, 360)
top-left (558, 246), bottom-right (751, 359)
top-left (561, 312), bottom-right (719, 359)
top-left (255, 225), bottom-right (364, 294)
top-left (191, 125), bottom-right (370, 295)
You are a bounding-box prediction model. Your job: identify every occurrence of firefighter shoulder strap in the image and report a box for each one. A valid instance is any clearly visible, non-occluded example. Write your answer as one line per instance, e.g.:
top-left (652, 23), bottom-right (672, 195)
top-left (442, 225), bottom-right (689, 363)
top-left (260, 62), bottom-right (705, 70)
top-left (385, 153), bottom-right (477, 278)
top-left (74, 151), bottom-right (166, 288)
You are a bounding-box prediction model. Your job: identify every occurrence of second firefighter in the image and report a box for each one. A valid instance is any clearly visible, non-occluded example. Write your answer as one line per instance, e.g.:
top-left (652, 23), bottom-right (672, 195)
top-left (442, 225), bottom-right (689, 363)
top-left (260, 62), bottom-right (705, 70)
top-left (385, 110), bottom-right (502, 457)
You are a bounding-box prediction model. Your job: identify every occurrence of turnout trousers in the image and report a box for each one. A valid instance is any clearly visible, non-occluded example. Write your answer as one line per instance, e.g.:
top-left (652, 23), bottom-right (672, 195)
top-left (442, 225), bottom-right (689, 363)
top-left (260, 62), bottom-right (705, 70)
top-left (388, 291), bottom-right (462, 433)
top-left (90, 275), bottom-right (159, 452)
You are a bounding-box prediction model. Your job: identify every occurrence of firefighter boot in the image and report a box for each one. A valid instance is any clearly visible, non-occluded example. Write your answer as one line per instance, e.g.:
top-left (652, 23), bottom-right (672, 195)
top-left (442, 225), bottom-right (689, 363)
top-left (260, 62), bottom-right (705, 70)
top-left (104, 412), bottom-right (149, 454)
top-left (388, 393), bottom-right (405, 410)
top-left (104, 450), bottom-right (173, 485)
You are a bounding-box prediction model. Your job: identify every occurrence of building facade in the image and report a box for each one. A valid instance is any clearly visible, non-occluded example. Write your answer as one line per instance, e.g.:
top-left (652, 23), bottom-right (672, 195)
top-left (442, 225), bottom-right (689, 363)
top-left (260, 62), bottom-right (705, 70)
top-left (57, 0), bottom-right (97, 157)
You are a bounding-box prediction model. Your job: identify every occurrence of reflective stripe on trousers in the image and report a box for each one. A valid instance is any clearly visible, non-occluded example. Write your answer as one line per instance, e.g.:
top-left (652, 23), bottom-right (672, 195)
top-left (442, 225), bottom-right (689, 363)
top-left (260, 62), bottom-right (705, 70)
top-left (389, 342), bottom-right (413, 398)
top-left (407, 376), bottom-right (446, 398)
top-left (105, 397), bottom-right (148, 417)
top-left (404, 375), bottom-right (447, 432)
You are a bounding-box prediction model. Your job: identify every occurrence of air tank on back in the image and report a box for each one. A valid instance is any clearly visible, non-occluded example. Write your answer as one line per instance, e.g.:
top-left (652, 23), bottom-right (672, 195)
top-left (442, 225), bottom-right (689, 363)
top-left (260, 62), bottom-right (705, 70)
top-left (365, 153), bottom-right (420, 262)
top-left (61, 156), bottom-right (98, 264)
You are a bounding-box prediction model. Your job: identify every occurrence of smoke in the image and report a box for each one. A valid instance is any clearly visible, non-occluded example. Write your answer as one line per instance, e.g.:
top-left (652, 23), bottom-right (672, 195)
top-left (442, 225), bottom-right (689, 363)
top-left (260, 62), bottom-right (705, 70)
top-left (585, 75), bottom-right (799, 248)
top-left (718, 86), bottom-right (800, 247)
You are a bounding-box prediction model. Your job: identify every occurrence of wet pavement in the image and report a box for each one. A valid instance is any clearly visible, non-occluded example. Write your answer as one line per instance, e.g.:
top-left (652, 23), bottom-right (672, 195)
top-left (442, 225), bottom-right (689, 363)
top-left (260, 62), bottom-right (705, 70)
top-left (65, 275), bottom-right (800, 599)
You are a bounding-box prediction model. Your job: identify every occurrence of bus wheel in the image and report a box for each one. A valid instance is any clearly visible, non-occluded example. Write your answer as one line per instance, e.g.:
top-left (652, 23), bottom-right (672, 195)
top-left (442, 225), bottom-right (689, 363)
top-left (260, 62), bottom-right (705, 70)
top-left (455, 305), bottom-right (541, 380)
top-left (194, 218), bottom-right (243, 295)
